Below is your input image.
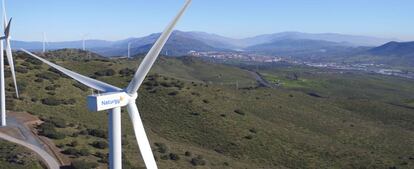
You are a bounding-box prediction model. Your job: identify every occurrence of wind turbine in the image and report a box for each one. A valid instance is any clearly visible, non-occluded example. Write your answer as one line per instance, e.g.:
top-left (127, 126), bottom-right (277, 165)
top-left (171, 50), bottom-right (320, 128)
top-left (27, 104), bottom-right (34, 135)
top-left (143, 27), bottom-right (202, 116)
top-left (82, 33), bottom-right (89, 51)
top-left (21, 0), bottom-right (192, 168)
top-left (42, 32), bottom-right (49, 53)
top-left (0, 0), bottom-right (18, 126)
top-left (128, 42), bottom-right (132, 58)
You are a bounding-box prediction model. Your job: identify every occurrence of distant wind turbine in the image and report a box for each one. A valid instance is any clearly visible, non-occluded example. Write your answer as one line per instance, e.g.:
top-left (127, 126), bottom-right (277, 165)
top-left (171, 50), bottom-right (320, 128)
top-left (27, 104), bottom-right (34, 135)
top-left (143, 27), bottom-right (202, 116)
top-left (42, 32), bottom-right (49, 53)
top-left (128, 42), bottom-right (132, 58)
top-left (21, 0), bottom-right (192, 168)
top-left (82, 33), bottom-right (89, 51)
top-left (0, 0), bottom-right (18, 126)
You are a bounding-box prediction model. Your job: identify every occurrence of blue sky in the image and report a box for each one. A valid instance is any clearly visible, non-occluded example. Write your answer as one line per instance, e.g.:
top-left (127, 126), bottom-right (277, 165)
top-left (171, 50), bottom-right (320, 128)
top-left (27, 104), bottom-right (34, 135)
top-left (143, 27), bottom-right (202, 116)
top-left (6, 0), bottom-right (414, 41)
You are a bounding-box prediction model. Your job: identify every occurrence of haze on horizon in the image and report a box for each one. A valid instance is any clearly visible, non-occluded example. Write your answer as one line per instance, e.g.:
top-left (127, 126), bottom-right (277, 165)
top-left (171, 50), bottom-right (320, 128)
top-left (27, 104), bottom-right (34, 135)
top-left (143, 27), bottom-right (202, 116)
top-left (7, 0), bottom-right (414, 41)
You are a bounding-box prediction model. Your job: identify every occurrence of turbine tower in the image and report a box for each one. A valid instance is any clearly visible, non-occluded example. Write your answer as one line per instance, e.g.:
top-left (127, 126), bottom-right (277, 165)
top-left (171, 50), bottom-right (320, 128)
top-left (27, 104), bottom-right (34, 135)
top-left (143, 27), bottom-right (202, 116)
top-left (42, 32), bottom-right (49, 53)
top-left (0, 0), bottom-right (18, 126)
top-left (128, 42), bottom-right (132, 58)
top-left (21, 0), bottom-right (192, 168)
top-left (82, 33), bottom-right (89, 51)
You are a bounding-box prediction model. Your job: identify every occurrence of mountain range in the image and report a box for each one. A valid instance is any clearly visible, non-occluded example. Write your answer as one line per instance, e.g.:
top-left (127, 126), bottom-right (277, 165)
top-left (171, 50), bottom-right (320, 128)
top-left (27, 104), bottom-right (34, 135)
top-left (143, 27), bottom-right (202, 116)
top-left (11, 31), bottom-right (396, 57)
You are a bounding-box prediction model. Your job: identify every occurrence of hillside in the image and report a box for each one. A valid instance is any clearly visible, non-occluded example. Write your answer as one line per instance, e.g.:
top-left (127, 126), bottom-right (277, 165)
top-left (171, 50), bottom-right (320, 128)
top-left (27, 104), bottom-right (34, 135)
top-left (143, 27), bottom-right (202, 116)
top-left (2, 49), bottom-right (414, 168)
top-left (340, 41), bottom-right (414, 66)
top-left (368, 41), bottom-right (414, 56)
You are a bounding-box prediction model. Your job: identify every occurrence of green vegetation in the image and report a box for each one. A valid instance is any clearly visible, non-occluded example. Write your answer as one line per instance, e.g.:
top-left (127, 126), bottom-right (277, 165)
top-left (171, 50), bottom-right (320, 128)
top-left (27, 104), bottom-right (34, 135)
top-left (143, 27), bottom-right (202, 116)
top-left (0, 141), bottom-right (43, 169)
top-left (2, 50), bottom-right (413, 168)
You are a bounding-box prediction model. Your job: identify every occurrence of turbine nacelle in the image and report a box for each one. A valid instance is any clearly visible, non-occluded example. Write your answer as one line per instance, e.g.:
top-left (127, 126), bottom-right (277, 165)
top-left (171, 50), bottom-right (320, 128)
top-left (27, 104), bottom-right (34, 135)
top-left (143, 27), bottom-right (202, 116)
top-left (87, 92), bottom-right (131, 112)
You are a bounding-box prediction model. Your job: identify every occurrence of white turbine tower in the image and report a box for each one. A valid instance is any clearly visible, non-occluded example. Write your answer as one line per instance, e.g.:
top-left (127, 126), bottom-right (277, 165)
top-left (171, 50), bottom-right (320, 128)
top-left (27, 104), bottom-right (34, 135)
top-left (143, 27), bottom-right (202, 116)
top-left (42, 32), bottom-right (49, 53)
top-left (128, 42), bottom-right (132, 58)
top-left (82, 33), bottom-right (89, 51)
top-left (21, 0), bottom-right (192, 168)
top-left (0, 0), bottom-right (18, 126)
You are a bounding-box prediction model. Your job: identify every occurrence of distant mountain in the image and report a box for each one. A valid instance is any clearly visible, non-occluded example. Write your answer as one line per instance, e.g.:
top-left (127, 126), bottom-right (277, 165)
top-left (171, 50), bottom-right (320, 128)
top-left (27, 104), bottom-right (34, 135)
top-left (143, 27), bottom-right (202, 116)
top-left (353, 41), bottom-right (414, 66)
top-left (12, 30), bottom-right (396, 57)
top-left (368, 41), bottom-right (414, 56)
top-left (241, 32), bottom-right (395, 47)
top-left (246, 39), bottom-right (366, 59)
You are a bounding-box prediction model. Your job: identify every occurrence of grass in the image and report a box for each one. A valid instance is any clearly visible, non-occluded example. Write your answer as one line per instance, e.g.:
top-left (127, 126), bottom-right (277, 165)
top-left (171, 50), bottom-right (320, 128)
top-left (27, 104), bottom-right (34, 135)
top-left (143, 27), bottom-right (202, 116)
top-left (1, 50), bottom-right (413, 168)
top-left (0, 141), bottom-right (44, 169)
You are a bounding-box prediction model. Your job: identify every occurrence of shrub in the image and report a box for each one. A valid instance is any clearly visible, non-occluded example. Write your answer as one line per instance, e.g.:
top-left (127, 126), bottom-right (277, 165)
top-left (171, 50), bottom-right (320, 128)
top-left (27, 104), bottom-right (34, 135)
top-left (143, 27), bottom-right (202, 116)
top-left (87, 129), bottom-right (107, 139)
top-left (15, 66), bottom-right (28, 73)
top-left (190, 112), bottom-right (200, 116)
top-left (47, 118), bottom-right (66, 128)
top-left (94, 69), bottom-right (115, 76)
top-left (69, 141), bottom-right (79, 147)
top-left (190, 156), bottom-right (206, 166)
top-left (41, 98), bottom-right (63, 106)
top-left (244, 135), bottom-right (254, 140)
top-left (78, 149), bottom-right (90, 156)
top-left (38, 122), bottom-right (66, 139)
top-left (185, 151), bottom-right (192, 157)
top-left (154, 142), bottom-right (168, 153)
top-left (36, 72), bottom-right (60, 81)
top-left (62, 148), bottom-right (78, 156)
top-left (119, 68), bottom-right (134, 77)
top-left (70, 160), bottom-right (99, 169)
top-left (249, 128), bottom-right (258, 134)
top-left (168, 91), bottom-right (179, 96)
top-left (45, 86), bottom-right (57, 91)
top-left (25, 57), bottom-right (43, 65)
top-left (17, 82), bottom-right (27, 93)
top-left (234, 109), bottom-right (245, 116)
top-left (92, 141), bottom-right (108, 149)
top-left (34, 78), bottom-right (44, 83)
top-left (63, 98), bottom-right (76, 105)
top-left (31, 98), bottom-right (38, 102)
top-left (21, 62), bottom-right (31, 67)
top-left (169, 153), bottom-right (180, 161)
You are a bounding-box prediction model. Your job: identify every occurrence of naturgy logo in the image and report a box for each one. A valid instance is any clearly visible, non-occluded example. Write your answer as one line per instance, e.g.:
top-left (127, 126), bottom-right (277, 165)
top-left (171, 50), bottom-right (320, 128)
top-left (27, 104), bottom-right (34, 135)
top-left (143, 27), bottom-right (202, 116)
top-left (101, 96), bottom-right (123, 106)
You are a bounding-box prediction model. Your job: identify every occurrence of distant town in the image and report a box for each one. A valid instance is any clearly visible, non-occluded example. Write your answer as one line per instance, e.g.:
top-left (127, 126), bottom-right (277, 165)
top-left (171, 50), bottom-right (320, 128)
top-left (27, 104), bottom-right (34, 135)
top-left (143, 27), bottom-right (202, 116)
top-left (188, 51), bottom-right (282, 63)
top-left (188, 51), bottom-right (414, 79)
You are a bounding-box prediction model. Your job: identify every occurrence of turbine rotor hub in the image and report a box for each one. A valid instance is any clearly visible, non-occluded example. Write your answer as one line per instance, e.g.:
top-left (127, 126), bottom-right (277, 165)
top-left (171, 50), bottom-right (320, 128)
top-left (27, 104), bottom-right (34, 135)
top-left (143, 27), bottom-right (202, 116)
top-left (129, 92), bottom-right (138, 101)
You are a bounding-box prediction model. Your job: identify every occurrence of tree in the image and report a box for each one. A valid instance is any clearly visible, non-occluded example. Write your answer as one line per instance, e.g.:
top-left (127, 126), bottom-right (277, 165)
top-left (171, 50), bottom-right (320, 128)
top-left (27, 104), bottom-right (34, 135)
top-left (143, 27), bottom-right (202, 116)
top-left (70, 160), bottom-right (99, 169)
top-left (92, 141), bottom-right (108, 149)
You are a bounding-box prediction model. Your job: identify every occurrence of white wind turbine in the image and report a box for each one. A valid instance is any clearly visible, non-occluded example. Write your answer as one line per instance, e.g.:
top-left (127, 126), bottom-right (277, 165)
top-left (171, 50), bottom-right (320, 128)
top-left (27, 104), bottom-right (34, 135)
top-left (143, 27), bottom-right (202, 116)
top-left (42, 32), bottom-right (49, 53)
top-left (128, 42), bottom-right (132, 58)
top-left (82, 33), bottom-right (89, 51)
top-left (21, 0), bottom-right (192, 168)
top-left (0, 0), bottom-right (18, 126)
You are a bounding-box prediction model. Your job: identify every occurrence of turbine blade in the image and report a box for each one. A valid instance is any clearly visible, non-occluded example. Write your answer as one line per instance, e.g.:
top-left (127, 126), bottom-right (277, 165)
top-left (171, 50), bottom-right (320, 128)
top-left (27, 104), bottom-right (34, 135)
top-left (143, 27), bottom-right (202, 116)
top-left (4, 17), bottom-right (10, 37)
top-left (127, 102), bottom-right (158, 169)
top-left (126, 0), bottom-right (192, 94)
top-left (2, 0), bottom-right (7, 30)
top-left (21, 48), bottom-right (121, 92)
top-left (5, 38), bottom-right (17, 97)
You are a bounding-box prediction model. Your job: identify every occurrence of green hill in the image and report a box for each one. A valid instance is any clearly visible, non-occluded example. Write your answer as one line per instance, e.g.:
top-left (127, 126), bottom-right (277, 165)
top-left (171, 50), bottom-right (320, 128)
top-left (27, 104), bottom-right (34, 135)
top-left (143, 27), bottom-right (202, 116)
top-left (3, 50), bottom-right (414, 169)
